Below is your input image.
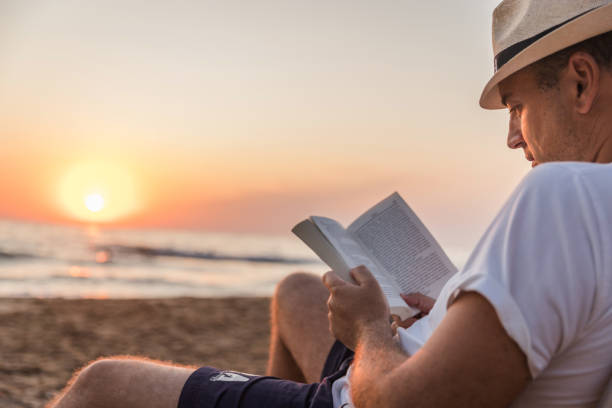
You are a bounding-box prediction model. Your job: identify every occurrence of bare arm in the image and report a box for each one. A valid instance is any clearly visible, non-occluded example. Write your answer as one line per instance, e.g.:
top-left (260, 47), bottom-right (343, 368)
top-left (323, 267), bottom-right (531, 408)
top-left (351, 292), bottom-right (530, 407)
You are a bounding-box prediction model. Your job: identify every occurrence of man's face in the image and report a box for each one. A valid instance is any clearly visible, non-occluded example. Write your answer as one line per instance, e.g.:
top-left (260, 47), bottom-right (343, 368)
top-left (498, 67), bottom-right (593, 167)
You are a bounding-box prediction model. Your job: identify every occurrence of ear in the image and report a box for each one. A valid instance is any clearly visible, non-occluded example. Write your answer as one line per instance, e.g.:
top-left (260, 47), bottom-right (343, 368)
top-left (565, 52), bottom-right (600, 114)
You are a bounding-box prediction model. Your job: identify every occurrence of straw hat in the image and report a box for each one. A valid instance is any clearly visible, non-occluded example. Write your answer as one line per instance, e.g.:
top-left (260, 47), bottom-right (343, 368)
top-left (480, 0), bottom-right (612, 109)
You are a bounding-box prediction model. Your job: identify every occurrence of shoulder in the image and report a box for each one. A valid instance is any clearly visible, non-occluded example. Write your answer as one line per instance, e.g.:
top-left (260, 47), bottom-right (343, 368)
top-left (507, 161), bottom-right (611, 224)
top-left (519, 161), bottom-right (612, 193)
top-left (497, 162), bottom-right (607, 266)
top-left (439, 162), bottom-right (610, 379)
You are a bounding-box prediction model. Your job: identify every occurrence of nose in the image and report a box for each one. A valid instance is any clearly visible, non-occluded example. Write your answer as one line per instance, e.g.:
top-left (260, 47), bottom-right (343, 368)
top-left (507, 115), bottom-right (525, 149)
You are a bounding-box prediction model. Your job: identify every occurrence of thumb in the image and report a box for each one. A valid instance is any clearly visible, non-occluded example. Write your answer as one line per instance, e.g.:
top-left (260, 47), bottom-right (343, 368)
top-left (322, 270), bottom-right (347, 290)
top-left (349, 265), bottom-right (377, 287)
top-left (401, 292), bottom-right (435, 313)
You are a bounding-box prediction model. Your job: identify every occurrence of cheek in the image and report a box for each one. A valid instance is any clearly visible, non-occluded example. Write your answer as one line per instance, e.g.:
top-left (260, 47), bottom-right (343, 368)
top-left (521, 111), bottom-right (544, 152)
top-left (519, 115), bottom-right (534, 146)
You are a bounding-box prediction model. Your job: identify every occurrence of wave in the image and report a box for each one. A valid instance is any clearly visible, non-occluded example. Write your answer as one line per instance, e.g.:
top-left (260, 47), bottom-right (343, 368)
top-left (0, 250), bottom-right (37, 260)
top-left (94, 244), bottom-right (316, 265)
top-left (0, 246), bottom-right (317, 266)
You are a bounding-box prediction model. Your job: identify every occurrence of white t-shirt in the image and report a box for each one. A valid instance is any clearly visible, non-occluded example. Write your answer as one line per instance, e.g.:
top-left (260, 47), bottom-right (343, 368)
top-left (333, 162), bottom-right (612, 408)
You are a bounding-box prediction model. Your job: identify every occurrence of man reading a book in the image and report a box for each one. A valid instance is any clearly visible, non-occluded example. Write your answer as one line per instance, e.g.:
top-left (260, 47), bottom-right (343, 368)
top-left (49, 1), bottom-right (612, 407)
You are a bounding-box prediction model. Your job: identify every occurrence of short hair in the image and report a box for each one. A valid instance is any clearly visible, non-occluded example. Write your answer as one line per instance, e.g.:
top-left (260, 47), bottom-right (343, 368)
top-left (533, 31), bottom-right (612, 89)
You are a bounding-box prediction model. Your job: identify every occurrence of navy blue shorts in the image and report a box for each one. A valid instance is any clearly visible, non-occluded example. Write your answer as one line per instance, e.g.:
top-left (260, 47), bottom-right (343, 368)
top-left (178, 340), bottom-right (354, 408)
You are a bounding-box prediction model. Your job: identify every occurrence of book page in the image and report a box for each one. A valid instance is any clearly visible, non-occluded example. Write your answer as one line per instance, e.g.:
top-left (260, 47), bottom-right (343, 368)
top-left (292, 219), bottom-right (351, 279)
top-left (347, 192), bottom-right (457, 298)
top-left (310, 217), bottom-right (407, 308)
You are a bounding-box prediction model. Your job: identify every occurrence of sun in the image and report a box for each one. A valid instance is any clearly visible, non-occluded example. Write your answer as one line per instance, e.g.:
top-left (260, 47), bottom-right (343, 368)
top-left (84, 193), bottom-right (105, 213)
top-left (58, 161), bottom-right (139, 223)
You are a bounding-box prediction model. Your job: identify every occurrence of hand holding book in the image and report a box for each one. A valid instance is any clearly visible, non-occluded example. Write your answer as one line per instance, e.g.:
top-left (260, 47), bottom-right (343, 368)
top-left (323, 265), bottom-right (395, 351)
top-left (293, 192), bottom-right (457, 320)
top-left (391, 293), bottom-right (436, 332)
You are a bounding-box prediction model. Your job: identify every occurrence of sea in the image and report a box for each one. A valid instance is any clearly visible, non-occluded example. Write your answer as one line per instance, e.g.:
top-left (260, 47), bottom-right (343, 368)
top-left (0, 219), bottom-right (327, 299)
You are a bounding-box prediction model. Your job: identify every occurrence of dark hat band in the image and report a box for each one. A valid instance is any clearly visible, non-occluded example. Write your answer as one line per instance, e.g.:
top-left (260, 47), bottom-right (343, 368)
top-left (493, 6), bottom-right (602, 72)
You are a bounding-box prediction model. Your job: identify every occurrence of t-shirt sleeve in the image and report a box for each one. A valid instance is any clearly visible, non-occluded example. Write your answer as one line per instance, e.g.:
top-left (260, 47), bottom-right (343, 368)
top-left (442, 164), bottom-right (601, 379)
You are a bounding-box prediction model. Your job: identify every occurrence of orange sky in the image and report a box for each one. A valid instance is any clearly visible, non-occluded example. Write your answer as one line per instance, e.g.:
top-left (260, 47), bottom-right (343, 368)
top-left (0, 0), bottom-right (529, 255)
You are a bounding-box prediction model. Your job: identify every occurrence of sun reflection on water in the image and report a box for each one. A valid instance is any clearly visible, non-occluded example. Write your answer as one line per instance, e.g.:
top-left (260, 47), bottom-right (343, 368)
top-left (68, 266), bottom-right (90, 278)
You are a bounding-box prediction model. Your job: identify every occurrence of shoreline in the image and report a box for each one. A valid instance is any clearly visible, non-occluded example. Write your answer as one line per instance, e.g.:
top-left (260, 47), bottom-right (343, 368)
top-left (0, 297), bottom-right (271, 407)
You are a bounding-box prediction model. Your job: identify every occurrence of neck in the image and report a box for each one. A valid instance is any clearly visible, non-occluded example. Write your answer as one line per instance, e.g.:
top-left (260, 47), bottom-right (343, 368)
top-left (595, 135), bottom-right (612, 163)
top-left (590, 73), bottom-right (612, 163)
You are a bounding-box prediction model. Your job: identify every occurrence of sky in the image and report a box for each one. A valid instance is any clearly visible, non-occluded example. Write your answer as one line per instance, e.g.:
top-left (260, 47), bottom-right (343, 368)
top-left (0, 1), bottom-right (529, 258)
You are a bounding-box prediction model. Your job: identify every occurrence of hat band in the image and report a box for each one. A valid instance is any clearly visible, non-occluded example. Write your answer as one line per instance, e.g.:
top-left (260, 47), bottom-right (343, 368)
top-left (493, 6), bottom-right (602, 72)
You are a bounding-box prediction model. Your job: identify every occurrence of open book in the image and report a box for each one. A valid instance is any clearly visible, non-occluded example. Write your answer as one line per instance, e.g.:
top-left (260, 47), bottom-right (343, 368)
top-left (292, 192), bottom-right (457, 320)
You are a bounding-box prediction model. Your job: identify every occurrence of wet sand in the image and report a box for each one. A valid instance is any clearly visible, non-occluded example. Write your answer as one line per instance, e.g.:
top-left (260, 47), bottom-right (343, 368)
top-left (0, 297), bottom-right (271, 407)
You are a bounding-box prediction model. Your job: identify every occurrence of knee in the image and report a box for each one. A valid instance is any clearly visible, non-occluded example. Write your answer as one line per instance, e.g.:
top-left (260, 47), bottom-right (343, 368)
top-left (274, 272), bottom-right (319, 302)
top-left (71, 358), bottom-right (124, 399)
top-left (272, 272), bottom-right (327, 313)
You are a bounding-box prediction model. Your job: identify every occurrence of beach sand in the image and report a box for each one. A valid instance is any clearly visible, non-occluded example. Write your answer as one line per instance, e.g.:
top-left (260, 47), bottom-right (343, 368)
top-left (0, 297), bottom-right (271, 407)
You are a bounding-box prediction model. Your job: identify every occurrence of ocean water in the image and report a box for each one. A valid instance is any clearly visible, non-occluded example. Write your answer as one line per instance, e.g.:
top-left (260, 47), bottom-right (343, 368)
top-left (0, 219), bottom-right (326, 298)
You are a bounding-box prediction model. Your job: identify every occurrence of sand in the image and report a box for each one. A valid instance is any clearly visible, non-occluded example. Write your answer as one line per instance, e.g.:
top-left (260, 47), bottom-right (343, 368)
top-left (0, 297), bottom-right (271, 408)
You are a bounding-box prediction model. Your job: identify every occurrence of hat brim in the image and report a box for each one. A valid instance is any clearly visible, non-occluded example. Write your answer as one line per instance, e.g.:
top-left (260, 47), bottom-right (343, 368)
top-left (480, 2), bottom-right (612, 110)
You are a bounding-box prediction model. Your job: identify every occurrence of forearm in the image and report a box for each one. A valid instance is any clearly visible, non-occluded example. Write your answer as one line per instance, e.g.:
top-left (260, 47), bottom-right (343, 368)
top-left (350, 293), bottom-right (532, 408)
top-left (349, 323), bottom-right (410, 408)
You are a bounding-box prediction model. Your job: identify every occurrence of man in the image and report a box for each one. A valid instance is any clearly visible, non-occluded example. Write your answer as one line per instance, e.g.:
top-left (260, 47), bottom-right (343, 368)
top-left (49, 1), bottom-right (612, 407)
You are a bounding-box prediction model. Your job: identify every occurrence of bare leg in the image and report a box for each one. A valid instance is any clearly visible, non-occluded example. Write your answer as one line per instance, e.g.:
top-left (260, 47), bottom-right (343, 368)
top-left (47, 357), bottom-right (195, 408)
top-left (267, 272), bottom-right (335, 383)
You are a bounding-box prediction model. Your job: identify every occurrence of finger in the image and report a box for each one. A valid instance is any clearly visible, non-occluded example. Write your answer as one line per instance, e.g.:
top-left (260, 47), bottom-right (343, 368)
top-left (326, 295), bottom-right (334, 311)
top-left (397, 317), bottom-right (418, 329)
top-left (400, 292), bottom-right (422, 306)
top-left (322, 270), bottom-right (347, 290)
top-left (349, 265), bottom-right (377, 287)
top-left (401, 292), bottom-right (435, 313)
